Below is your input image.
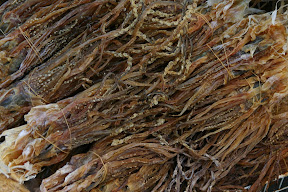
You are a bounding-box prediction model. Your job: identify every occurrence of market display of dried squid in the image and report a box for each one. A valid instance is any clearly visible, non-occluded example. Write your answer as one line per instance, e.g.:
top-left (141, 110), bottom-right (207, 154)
top-left (1, 0), bottom-right (288, 191)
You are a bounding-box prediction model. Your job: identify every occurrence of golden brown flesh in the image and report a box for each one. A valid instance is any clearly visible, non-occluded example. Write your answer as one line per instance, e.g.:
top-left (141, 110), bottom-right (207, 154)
top-left (0, 0), bottom-right (288, 191)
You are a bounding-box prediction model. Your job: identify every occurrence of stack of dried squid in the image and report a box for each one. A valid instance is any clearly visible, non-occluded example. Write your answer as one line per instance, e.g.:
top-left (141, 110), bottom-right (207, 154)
top-left (0, 0), bottom-right (288, 191)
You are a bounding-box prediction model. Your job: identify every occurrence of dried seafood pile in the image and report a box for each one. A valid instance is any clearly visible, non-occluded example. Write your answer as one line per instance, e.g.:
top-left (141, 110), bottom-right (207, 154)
top-left (0, 0), bottom-right (288, 191)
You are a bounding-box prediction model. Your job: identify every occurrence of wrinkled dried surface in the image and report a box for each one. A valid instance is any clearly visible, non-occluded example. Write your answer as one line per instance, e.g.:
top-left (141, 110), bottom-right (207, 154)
top-left (1, 0), bottom-right (288, 191)
top-left (0, 174), bottom-right (29, 192)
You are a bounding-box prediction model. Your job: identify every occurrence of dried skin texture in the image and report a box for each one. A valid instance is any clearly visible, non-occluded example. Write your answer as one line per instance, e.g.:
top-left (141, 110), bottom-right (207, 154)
top-left (0, 0), bottom-right (288, 191)
top-left (0, 0), bottom-right (134, 131)
top-left (0, 0), bottom-right (103, 88)
top-left (0, 85), bottom-right (31, 130)
top-left (40, 137), bottom-right (176, 192)
top-left (0, 174), bottom-right (29, 192)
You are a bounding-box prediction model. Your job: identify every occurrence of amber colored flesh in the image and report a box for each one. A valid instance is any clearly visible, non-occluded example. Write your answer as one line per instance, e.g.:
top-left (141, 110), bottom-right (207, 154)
top-left (0, 0), bottom-right (288, 192)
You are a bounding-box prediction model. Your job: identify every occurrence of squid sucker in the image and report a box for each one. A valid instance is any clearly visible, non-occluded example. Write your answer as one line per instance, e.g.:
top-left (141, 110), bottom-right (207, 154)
top-left (0, 0), bottom-right (288, 191)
